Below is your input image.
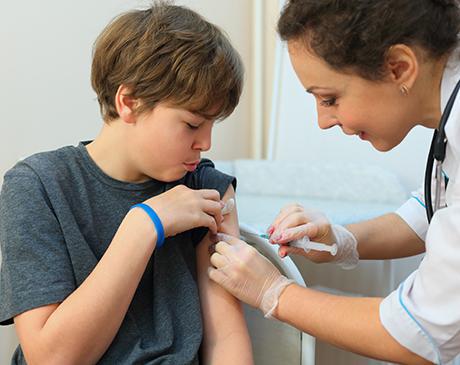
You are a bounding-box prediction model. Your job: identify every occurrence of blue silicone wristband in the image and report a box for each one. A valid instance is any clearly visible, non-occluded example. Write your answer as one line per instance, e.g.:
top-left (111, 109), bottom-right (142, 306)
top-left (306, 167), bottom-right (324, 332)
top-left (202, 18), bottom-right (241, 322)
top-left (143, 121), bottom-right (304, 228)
top-left (130, 203), bottom-right (165, 249)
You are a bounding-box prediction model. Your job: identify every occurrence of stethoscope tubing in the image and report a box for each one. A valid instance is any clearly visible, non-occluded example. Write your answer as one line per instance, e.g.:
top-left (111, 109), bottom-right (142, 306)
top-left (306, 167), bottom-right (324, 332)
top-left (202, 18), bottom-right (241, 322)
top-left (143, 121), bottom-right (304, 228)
top-left (424, 79), bottom-right (460, 222)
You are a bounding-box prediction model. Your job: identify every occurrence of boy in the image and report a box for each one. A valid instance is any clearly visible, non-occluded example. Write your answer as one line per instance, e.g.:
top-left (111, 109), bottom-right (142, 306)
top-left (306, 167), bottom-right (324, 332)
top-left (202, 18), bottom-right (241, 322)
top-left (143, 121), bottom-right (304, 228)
top-left (0, 2), bottom-right (253, 364)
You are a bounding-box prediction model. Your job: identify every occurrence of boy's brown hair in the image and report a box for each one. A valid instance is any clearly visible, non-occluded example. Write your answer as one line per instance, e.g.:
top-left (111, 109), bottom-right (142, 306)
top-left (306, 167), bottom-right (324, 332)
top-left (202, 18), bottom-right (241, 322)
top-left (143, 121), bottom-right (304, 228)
top-left (91, 1), bottom-right (244, 121)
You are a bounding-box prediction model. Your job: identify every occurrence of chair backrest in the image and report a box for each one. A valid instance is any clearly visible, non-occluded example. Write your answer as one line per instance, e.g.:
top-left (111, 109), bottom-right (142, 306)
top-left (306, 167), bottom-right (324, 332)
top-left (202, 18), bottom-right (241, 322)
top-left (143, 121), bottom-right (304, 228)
top-left (240, 222), bottom-right (315, 365)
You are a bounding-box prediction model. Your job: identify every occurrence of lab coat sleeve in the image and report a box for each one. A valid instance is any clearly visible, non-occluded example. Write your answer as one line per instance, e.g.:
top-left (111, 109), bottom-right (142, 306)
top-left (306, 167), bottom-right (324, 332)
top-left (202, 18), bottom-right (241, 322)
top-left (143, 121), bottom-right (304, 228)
top-left (395, 186), bottom-right (429, 241)
top-left (380, 169), bottom-right (460, 364)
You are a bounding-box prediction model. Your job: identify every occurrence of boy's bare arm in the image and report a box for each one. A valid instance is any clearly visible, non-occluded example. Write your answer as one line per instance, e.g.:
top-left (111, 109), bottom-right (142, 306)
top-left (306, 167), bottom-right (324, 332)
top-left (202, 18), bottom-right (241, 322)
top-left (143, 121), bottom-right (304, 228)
top-left (196, 185), bottom-right (254, 365)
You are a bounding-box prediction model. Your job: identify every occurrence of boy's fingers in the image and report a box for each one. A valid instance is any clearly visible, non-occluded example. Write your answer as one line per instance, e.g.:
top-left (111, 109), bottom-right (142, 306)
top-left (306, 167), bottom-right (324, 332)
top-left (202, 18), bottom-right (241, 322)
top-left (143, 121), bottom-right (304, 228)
top-left (202, 200), bottom-right (224, 228)
top-left (202, 214), bottom-right (218, 234)
top-left (202, 200), bottom-right (222, 211)
top-left (199, 189), bottom-right (221, 201)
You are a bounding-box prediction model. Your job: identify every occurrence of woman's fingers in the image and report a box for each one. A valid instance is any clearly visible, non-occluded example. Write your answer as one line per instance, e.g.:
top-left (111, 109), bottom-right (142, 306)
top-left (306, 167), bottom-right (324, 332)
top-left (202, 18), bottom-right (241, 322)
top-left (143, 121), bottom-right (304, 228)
top-left (209, 238), bottom-right (235, 261)
top-left (271, 212), bottom-right (310, 242)
top-left (278, 244), bottom-right (305, 258)
top-left (210, 251), bottom-right (228, 268)
top-left (269, 203), bottom-right (305, 232)
top-left (208, 266), bottom-right (229, 285)
top-left (270, 206), bottom-right (332, 244)
top-left (274, 222), bottom-right (317, 244)
top-left (215, 233), bottom-right (240, 245)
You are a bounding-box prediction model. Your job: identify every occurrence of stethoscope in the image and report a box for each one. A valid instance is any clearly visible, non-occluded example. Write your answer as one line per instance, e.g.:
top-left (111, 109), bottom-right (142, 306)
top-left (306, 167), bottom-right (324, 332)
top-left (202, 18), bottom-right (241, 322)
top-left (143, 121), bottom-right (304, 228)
top-left (424, 79), bottom-right (460, 222)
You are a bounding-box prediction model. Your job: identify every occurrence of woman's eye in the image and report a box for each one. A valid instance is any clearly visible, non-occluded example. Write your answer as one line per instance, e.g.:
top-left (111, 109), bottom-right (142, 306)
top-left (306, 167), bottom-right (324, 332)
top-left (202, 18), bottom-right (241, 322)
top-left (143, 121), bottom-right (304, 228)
top-left (319, 97), bottom-right (337, 107)
top-left (186, 123), bottom-right (199, 130)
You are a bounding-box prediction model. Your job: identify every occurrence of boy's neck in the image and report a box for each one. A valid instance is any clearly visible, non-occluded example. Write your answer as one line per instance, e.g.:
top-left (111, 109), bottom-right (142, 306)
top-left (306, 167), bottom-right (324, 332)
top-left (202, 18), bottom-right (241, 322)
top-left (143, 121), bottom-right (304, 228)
top-left (86, 121), bottom-right (150, 183)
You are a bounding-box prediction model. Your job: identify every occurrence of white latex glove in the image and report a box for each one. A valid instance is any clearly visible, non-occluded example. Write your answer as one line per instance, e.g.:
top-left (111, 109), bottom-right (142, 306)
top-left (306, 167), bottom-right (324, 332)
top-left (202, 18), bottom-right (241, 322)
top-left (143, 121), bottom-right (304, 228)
top-left (331, 224), bottom-right (359, 270)
top-left (269, 204), bottom-right (359, 269)
top-left (208, 233), bottom-right (294, 318)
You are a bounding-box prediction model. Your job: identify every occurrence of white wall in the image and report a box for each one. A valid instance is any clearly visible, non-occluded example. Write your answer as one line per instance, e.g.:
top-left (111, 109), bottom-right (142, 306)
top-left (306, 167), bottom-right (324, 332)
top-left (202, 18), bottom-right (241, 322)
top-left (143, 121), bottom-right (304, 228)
top-left (0, 1), bottom-right (253, 362)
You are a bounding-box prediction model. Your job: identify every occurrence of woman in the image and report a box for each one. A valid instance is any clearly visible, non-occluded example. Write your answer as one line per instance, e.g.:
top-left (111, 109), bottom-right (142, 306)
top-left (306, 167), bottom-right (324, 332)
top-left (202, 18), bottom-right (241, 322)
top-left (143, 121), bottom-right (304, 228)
top-left (208, 1), bottom-right (460, 364)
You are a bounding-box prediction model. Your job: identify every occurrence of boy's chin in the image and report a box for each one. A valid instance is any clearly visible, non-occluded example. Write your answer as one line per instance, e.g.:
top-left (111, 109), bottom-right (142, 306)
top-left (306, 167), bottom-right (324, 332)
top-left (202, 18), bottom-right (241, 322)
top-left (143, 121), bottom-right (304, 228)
top-left (154, 170), bottom-right (188, 182)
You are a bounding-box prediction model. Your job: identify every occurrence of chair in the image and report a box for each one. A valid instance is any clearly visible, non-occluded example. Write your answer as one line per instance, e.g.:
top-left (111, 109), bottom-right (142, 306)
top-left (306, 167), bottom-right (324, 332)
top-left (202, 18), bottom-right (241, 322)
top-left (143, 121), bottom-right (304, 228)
top-left (240, 222), bottom-right (316, 365)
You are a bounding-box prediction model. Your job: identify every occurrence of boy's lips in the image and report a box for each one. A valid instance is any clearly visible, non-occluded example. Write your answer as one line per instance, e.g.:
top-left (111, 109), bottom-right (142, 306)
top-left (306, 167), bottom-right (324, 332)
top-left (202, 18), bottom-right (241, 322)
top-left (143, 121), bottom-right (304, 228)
top-left (184, 160), bottom-right (200, 171)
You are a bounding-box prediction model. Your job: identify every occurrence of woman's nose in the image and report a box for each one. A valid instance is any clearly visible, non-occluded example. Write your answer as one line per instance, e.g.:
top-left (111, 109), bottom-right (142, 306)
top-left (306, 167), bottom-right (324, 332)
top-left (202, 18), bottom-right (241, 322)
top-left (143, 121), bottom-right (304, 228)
top-left (317, 112), bottom-right (338, 130)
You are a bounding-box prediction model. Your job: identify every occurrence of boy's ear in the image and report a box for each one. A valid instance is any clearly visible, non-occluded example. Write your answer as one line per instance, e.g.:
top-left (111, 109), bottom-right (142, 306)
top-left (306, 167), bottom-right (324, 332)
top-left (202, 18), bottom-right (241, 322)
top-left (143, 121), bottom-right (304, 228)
top-left (384, 44), bottom-right (419, 91)
top-left (115, 84), bottom-right (138, 124)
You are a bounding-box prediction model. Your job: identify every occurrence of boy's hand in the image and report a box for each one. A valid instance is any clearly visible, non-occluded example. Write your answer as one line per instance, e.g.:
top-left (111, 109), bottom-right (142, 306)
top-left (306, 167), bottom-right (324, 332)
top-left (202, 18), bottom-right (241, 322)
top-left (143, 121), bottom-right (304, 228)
top-left (144, 185), bottom-right (223, 237)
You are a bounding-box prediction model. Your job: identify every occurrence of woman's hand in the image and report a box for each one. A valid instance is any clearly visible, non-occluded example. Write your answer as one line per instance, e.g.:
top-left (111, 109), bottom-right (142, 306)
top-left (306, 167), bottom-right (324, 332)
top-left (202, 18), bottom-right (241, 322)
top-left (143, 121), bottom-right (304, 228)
top-left (208, 234), bottom-right (294, 317)
top-left (269, 203), bottom-right (336, 262)
top-left (143, 185), bottom-right (224, 237)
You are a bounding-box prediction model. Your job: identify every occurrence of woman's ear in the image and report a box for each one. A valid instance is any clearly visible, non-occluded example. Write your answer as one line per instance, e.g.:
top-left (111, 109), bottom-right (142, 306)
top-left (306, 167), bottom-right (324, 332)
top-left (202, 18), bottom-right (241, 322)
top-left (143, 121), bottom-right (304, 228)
top-left (385, 44), bottom-right (419, 91)
top-left (115, 84), bottom-right (138, 124)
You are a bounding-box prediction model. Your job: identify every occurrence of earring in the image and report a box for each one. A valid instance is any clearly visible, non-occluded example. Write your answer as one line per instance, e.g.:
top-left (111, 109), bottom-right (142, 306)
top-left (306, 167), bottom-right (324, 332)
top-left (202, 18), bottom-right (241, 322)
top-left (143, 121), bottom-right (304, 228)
top-left (400, 84), bottom-right (409, 96)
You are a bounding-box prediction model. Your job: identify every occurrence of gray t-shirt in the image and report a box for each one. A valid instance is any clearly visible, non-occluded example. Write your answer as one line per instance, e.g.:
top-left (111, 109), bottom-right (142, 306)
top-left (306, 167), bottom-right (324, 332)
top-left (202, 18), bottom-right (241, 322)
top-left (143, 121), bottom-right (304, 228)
top-left (0, 142), bottom-right (236, 365)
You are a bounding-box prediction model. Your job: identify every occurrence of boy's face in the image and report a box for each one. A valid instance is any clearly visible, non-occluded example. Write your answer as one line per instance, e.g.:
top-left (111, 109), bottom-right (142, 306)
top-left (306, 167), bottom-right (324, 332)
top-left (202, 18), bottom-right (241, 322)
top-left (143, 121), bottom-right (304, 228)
top-left (129, 103), bottom-right (215, 182)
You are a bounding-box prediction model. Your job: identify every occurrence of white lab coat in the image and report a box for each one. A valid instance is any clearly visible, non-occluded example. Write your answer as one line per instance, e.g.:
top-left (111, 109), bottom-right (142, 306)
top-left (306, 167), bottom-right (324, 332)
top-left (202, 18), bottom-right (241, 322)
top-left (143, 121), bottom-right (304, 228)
top-left (379, 49), bottom-right (460, 364)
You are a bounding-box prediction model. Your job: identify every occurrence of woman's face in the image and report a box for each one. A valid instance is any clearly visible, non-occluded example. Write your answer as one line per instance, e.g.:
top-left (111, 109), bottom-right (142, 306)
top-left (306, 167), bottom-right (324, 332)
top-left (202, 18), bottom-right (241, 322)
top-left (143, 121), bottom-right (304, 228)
top-left (288, 41), bottom-right (418, 152)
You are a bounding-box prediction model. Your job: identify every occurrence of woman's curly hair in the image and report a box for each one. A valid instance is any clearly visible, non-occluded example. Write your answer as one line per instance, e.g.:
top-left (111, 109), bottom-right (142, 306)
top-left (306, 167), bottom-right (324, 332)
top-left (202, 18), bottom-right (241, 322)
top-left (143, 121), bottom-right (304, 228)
top-left (278, 0), bottom-right (460, 80)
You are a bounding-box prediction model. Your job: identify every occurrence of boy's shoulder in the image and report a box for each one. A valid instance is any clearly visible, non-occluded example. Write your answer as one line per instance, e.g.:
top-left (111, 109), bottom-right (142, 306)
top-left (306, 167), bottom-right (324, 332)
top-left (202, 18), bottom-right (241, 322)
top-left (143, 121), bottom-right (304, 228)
top-left (195, 158), bottom-right (215, 171)
top-left (194, 158), bottom-right (224, 183)
top-left (186, 158), bottom-right (236, 197)
top-left (4, 145), bottom-right (80, 183)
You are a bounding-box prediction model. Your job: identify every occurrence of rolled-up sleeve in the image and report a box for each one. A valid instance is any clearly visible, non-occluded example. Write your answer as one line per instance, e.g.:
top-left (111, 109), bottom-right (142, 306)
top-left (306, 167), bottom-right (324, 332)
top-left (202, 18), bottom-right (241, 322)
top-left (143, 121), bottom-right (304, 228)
top-left (395, 186), bottom-right (429, 241)
top-left (380, 171), bottom-right (460, 364)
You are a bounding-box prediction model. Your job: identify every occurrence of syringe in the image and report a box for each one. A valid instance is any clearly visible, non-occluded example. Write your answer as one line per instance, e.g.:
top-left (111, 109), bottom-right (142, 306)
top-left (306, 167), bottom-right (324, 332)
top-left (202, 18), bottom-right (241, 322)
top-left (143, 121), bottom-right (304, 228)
top-left (289, 236), bottom-right (337, 256)
top-left (239, 222), bottom-right (337, 256)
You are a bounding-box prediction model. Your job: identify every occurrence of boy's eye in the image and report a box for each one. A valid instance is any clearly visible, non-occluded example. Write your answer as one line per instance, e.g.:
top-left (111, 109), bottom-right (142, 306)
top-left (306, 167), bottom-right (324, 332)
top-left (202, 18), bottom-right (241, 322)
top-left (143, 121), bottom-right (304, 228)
top-left (319, 97), bottom-right (337, 107)
top-left (186, 122), bottom-right (199, 130)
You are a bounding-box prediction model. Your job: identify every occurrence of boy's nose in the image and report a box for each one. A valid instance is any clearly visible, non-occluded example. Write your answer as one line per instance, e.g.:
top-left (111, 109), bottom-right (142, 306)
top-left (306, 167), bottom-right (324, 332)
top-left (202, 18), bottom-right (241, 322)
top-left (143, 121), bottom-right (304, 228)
top-left (193, 128), bottom-right (212, 151)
